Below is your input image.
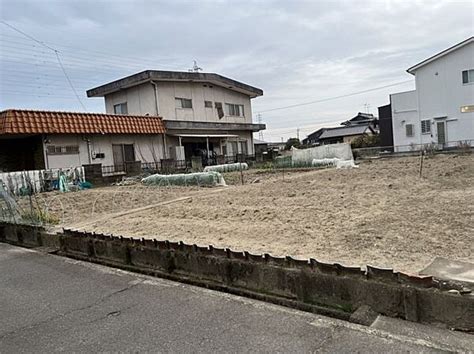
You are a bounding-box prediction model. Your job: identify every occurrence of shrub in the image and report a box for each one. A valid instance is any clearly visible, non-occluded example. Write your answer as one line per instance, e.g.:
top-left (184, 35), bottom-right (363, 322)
top-left (285, 138), bottom-right (301, 150)
top-left (21, 209), bottom-right (60, 225)
top-left (350, 134), bottom-right (380, 149)
top-left (457, 141), bottom-right (472, 155)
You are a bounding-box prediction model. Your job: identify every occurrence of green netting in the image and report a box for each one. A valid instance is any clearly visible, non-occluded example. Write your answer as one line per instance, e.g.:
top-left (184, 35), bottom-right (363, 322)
top-left (203, 163), bottom-right (248, 173)
top-left (274, 156), bottom-right (292, 168)
top-left (141, 171), bottom-right (226, 187)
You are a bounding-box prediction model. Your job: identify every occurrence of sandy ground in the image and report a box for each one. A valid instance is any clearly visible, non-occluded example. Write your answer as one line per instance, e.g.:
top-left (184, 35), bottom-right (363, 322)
top-left (24, 154), bottom-right (474, 273)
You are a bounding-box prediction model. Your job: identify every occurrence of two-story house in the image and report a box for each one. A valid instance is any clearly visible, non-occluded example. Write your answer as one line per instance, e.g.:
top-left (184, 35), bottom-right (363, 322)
top-left (87, 71), bottom-right (265, 164)
top-left (389, 37), bottom-right (474, 152)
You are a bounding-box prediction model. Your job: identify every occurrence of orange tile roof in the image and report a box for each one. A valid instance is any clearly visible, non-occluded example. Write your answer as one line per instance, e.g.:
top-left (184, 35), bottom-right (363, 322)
top-left (0, 109), bottom-right (166, 135)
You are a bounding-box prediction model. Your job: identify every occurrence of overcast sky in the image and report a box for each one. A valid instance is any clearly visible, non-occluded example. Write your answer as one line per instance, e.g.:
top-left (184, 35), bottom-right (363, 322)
top-left (1, 0), bottom-right (473, 141)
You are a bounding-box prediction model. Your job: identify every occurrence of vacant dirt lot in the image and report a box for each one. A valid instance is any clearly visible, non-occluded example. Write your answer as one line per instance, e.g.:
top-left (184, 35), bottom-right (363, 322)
top-left (40, 154), bottom-right (474, 273)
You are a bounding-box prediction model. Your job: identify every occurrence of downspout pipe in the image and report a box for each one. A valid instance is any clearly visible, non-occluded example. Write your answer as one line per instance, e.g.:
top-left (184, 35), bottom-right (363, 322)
top-left (151, 80), bottom-right (167, 159)
top-left (151, 81), bottom-right (160, 116)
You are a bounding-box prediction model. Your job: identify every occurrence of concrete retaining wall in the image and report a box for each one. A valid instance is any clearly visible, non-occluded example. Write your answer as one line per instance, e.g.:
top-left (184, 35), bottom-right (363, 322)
top-left (0, 222), bottom-right (472, 331)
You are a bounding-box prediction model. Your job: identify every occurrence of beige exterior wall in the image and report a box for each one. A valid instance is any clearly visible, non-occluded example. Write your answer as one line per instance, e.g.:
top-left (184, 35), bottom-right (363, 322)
top-left (102, 80), bottom-right (258, 160)
top-left (103, 82), bottom-right (253, 124)
top-left (104, 83), bottom-right (157, 116)
top-left (44, 134), bottom-right (164, 169)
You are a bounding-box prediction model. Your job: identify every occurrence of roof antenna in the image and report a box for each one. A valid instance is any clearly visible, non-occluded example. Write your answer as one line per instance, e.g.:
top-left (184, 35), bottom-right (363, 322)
top-left (188, 60), bottom-right (203, 72)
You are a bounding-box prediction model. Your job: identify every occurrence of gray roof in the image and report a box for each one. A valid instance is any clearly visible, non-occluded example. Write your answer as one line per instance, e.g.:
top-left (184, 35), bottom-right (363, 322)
top-left (253, 139), bottom-right (268, 145)
top-left (319, 125), bottom-right (371, 139)
top-left (87, 70), bottom-right (263, 98)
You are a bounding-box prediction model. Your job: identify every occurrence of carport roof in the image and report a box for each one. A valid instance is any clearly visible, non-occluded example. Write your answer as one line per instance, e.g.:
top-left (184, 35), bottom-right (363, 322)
top-left (319, 125), bottom-right (372, 139)
top-left (0, 109), bottom-right (166, 135)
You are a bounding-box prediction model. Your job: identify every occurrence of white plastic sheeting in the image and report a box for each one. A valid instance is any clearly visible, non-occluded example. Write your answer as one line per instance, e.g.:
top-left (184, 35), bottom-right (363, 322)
top-left (142, 171), bottom-right (226, 187)
top-left (336, 160), bottom-right (359, 169)
top-left (311, 158), bottom-right (341, 167)
top-left (0, 167), bottom-right (85, 195)
top-left (292, 143), bottom-right (354, 167)
top-left (204, 163), bottom-right (248, 173)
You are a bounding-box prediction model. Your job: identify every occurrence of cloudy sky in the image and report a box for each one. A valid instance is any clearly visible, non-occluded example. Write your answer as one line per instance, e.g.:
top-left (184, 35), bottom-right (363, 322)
top-left (1, 0), bottom-right (472, 141)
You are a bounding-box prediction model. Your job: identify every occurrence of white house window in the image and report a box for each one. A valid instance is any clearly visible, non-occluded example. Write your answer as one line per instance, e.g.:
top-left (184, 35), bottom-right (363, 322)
top-left (406, 124), bottom-right (414, 137)
top-left (225, 103), bottom-right (244, 117)
top-left (204, 100), bottom-right (213, 108)
top-left (113, 102), bottom-right (128, 115)
top-left (175, 98), bottom-right (193, 109)
top-left (46, 145), bottom-right (79, 155)
top-left (421, 120), bottom-right (431, 134)
top-left (462, 69), bottom-right (474, 84)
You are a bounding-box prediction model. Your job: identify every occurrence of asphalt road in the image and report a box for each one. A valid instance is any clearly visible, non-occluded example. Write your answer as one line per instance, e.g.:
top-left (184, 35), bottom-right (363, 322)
top-left (0, 243), bottom-right (472, 352)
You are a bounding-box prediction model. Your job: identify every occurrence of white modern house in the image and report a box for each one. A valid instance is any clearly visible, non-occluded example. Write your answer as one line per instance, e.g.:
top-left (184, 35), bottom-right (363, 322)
top-left (391, 37), bottom-right (474, 152)
top-left (87, 71), bottom-right (265, 164)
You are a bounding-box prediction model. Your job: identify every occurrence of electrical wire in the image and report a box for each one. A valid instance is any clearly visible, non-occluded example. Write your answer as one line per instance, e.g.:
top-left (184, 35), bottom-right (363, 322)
top-left (1, 21), bottom-right (87, 110)
top-left (255, 80), bottom-right (412, 114)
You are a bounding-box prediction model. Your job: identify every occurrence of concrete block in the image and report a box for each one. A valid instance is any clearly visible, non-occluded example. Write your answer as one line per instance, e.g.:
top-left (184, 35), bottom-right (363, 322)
top-left (129, 246), bottom-right (172, 272)
top-left (367, 265), bottom-right (398, 282)
top-left (398, 273), bottom-right (434, 288)
top-left (245, 251), bottom-right (264, 262)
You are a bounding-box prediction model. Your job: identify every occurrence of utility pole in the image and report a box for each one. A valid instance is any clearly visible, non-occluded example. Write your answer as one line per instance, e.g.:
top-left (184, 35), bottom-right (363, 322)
top-left (296, 128), bottom-right (300, 140)
top-left (257, 113), bottom-right (264, 140)
top-left (364, 103), bottom-right (371, 114)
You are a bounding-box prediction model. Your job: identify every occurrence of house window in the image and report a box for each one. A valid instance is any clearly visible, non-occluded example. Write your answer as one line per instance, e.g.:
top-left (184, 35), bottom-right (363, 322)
top-left (406, 124), bottom-right (414, 137)
top-left (421, 120), bottom-right (431, 134)
top-left (225, 103), bottom-right (244, 117)
top-left (461, 105), bottom-right (474, 113)
top-left (113, 102), bottom-right (128, 114)
top-left (239, 141), bottom-right (248, 155)
top-left (229, 141), bottom-right (238, 156)
top-left (462, 69), bottom-right (474, 84)
top-left (175, 98), bottom-right (193, 109)
top-left (112, 144), bottom-right (135, 166)
top-left (215, 102), bottom-right (224, 119)
top-left (204, 100), bottom-right (213, 108)
top-left (46, 145), bottom-right (79, 155)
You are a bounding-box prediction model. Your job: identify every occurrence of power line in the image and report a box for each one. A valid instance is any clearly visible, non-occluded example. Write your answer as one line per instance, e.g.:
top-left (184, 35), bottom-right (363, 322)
top-left (0, 35), bottom-right (189, 71)
top-left (1, 21), bottom-right (87, 110)
top-left (0, 33), bottom-right (187, 66)
top-left (0, 21), bottom-right (56, 51)
top-left (255, 80), bottom-right (412, 114)
top-left (54, 51), bottom-right (87, 110)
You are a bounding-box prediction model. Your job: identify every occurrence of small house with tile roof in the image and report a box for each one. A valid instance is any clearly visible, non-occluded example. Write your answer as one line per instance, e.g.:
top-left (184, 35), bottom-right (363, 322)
top-left (0, 109), bottom-right (166, 172)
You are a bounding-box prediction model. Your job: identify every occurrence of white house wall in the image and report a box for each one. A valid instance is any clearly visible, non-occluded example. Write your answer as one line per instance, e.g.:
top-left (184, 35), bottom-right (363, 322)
top-left (390, 90), bottom-right (426, 152)
top-left (415, 42), bottom-right (474, 144)
top-left (44, 134), bottom-right (164, 169)
top-left (391, 41), bottom-right (474, 151)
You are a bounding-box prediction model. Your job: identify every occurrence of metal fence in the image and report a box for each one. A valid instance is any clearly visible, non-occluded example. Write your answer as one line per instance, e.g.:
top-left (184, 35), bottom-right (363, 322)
top-left (352, 139), bottom-right (473, 159)
top-left (139, 155), bottom-right (258, 174)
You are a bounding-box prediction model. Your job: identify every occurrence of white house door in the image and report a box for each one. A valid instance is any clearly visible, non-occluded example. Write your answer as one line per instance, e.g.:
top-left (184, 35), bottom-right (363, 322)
top-left (437, 122), bottom-right (446, 145)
